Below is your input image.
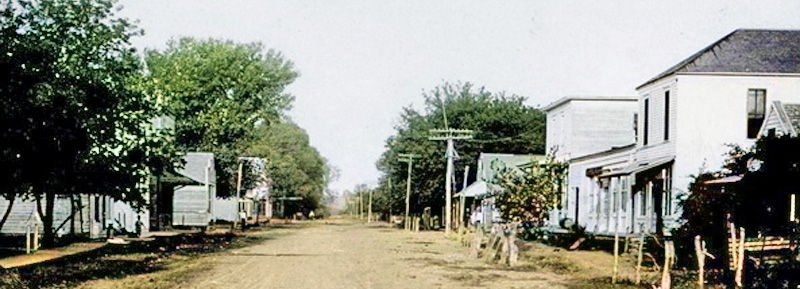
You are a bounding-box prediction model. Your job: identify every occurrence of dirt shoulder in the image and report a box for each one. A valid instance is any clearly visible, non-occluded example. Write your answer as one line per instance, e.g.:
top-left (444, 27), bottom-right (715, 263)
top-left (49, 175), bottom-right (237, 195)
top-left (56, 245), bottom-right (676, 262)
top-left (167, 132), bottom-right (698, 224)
top-left (2, 219), bottom-right (668, 289)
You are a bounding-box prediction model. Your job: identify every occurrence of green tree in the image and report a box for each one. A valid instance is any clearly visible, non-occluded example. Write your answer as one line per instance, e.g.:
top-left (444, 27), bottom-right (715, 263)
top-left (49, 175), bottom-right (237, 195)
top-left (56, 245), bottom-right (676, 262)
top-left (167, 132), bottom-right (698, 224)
top-left (245, 121), bottom-right (327, 216)
top-left (0, 0), bottom-right (176, 245)
top-left (143, 38), bottom-right (298, 197)
top-left (375, 82), bottom-right (546, 216)
top-left (493, 158), bottom-right (567, 225)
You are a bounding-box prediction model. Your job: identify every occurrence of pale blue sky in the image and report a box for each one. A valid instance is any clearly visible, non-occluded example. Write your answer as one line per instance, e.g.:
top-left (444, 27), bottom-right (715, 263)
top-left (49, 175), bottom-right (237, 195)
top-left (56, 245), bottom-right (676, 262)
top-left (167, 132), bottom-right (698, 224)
top-left (118, 0), bottom-right (800, 193)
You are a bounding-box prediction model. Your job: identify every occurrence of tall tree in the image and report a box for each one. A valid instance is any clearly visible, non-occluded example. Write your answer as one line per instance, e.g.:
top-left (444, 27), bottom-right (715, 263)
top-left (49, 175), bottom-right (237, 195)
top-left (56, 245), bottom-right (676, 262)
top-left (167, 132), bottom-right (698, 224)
top-left (143, 38), bottom-right (298, 197)
top-left (245, 121), bottom-right (328, 216)
top-left (375, 82), bottom-right (546, 216)
top-left (0, 0), bottom-right (176, 245)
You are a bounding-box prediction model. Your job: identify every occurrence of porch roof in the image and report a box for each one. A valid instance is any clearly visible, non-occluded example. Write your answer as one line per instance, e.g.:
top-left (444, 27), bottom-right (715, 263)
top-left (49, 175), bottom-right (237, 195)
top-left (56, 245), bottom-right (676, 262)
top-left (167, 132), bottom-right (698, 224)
top-left (454, 181), bottom-right (486, 198)
top-left (596, 157), bottom-right (674, 178)
top-left (703, 175), bottom-right (743, 185)
top-left (454, 181), bottom-right (502, 198)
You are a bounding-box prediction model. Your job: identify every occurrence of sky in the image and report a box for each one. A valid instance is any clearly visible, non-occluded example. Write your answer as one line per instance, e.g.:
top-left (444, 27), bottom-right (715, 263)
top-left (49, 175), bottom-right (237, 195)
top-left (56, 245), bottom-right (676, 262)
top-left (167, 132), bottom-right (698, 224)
top-left (118, 0), bottom-right (800, 193)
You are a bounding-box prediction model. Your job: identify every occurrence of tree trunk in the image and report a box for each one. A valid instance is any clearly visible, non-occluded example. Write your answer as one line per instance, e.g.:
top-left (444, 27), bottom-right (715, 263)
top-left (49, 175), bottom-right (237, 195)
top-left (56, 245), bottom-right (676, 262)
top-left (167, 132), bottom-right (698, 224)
top-left (0, 195), bottom-right (16, 231)
top-left (42, 191), bottom-right (56, 247)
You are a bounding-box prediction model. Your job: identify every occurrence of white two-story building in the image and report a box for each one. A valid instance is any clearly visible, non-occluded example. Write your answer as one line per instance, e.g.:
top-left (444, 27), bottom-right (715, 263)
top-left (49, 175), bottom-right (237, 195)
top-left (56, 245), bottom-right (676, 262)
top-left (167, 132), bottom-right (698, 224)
top-left (550, 29), bottom-right (800, 236)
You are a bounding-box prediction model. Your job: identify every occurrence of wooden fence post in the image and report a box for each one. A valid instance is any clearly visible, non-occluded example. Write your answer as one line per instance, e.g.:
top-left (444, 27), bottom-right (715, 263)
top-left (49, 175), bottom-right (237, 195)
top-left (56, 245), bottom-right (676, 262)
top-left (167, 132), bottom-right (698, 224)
top-left (694, 235), bottom-right (705, 289)
top-left (612, 229), bottom-right (620, 284)
top-left (735, 228), bottom-right (745, 289)
top-left (660, 240), bottom-right (674, 289)
top-left (509, 222), bottom-right (519, 266)
top-left (635, 224), bottom-right (645, 285)
top-left (469, 227), bottom-right (482, 258)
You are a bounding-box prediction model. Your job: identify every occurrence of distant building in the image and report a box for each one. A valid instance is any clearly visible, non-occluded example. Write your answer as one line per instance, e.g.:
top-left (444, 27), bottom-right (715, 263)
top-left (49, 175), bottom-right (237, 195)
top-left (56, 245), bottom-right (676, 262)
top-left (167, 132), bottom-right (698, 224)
top-left (457, 153), bottom-right (545, 225)
top-left (172, 152), bottom-right (216, 228)
top-left (543, 96), bottom-right (638, 161)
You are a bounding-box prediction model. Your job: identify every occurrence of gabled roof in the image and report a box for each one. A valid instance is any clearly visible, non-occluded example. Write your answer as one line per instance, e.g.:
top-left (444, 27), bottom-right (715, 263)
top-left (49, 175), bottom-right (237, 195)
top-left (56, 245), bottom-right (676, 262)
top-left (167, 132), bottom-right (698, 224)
top-left (178, 152), bottom-right (216, 185)
top-left (783, 103), bottom-right (800, 134)
top-left (638, 29), bottom-right (800, 89)
top-left (760, 101), bottom-right (800, 137)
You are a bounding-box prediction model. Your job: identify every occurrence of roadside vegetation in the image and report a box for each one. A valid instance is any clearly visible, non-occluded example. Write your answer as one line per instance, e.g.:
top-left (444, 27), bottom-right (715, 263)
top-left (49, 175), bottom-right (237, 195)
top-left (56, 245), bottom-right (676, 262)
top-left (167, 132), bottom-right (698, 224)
top-left (366, 82), bottom-right (546, 219)
top-left (0, 0), bottom-right (331, 246)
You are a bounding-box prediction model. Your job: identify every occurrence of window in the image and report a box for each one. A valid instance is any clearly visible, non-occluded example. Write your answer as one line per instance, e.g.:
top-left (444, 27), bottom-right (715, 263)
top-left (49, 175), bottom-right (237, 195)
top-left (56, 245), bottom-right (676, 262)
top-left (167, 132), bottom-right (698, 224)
top-left (664, 91), bottom-right (670, 141)
top-left (620, 176), bottom-right (628, 212)
top-left (747, 89), bottom-right (766, 138)
top-left (94, 196), bottom-right (101, 222)
top-left (643, 99), bottom-right (650, 145)
top-left (633, 113), bottom-right (638, 142)
top-left (639, 190), bottom-right (647, 216)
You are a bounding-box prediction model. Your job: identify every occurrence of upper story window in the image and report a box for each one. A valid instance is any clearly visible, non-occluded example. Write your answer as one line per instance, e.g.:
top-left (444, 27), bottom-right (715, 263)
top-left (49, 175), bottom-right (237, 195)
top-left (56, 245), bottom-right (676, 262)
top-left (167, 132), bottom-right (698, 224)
top-left (747, 89), bottom-right (766, 139)
top-left (643, 98), bottom-right (650, 145)
top-left (664, 91), bottom-right (670, 141)
top-left (633, 112), bottom-right (639, 142)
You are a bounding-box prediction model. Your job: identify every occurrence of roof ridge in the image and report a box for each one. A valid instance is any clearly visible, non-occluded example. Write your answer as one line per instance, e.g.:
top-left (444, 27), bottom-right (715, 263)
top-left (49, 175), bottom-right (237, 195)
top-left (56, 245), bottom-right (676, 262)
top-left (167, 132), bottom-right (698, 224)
top-left (637, 29), bottom-right (740, 89)
top-left (637, 29), bottom-right (800, 90)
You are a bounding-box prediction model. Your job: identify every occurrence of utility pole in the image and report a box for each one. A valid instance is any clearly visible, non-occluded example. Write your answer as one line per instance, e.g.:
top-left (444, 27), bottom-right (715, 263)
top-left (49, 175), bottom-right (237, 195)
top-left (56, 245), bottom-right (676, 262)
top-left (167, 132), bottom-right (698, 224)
top-left (235, 162), bottom-right (243, 229)
top-left (429, 128), bottom-right (473, 236)
top-left (359, 190), bottom-right (363, 220)
top-left (398, 153), bottom-right (418, 231)
top-left (387, 175), bottom-right (392, 224)
top-left (368, 188), bottom-right (373, 223)
top-left (459, 165), bottom-right (469, 230)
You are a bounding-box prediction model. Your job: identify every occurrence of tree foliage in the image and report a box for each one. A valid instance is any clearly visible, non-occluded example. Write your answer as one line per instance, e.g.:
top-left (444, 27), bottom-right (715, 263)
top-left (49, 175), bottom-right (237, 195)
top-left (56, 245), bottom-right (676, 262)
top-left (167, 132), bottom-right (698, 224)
top-left (493, 158), bottom-right (567, 225)
top-left (676, 136), bottom-right (796, 269)
top-left (0, 0), bottom-right (177, 245)
top-left (374, 82), bottom-right (546, 216)
top-left (245, 121), bottom-right (328, 215)
top-left (142, 38), bottom-right (298, 197)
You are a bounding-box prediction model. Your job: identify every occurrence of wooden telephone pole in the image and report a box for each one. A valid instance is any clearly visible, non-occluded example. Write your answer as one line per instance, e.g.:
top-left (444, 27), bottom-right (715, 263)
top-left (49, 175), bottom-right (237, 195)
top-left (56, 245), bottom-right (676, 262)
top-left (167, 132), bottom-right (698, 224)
top-left (398, 153), bottom-right (418, 231)
top-left (429, 128), bottom-right (473, 236)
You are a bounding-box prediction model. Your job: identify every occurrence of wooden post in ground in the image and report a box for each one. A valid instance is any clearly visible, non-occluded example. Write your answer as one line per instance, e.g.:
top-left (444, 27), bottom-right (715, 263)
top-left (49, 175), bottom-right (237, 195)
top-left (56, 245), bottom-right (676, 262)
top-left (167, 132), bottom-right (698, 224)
top-left (368, 189), bottom-right (373, 223)
top-left (694, 235), bottom-right (705, 289)
top-left (612, 229), bottom-right (620, 284)
top-left (500, 228), bottom-right (510, 265)
top-left (635, 225), bottom-right (645, 285)
top-left (660, 240), bottom-right (674, 289)
top-left (469, 227), bottom-right (482, 258)
top-left (509, 222), bottom-right (519, 266)
top-left (735, 228), bottom-right (745, 289)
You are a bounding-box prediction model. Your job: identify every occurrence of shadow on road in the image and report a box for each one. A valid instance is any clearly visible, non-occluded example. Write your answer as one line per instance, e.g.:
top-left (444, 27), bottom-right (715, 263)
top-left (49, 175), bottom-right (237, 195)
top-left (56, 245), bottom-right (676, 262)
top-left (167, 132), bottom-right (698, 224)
top-left (0, 226), bottom-right (290, 289)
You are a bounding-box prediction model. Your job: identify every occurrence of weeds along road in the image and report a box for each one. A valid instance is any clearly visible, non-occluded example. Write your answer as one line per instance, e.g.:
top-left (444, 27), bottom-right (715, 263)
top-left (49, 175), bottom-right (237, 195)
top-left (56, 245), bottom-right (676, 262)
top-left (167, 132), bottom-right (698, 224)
top-left (181, 219), bottom-right (568, 289)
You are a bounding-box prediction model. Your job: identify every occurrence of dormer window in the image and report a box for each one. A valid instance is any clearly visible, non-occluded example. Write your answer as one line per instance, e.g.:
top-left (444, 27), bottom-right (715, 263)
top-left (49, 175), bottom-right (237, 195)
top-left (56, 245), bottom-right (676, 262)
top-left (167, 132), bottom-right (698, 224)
top-left (747, 89), bottom-right (766, 139)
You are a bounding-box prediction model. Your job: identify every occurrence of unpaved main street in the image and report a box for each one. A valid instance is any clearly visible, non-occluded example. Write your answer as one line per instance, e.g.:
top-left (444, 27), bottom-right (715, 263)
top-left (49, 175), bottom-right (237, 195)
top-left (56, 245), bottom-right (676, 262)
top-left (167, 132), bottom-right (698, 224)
top-left (180, 219), bottom-right (570, 289)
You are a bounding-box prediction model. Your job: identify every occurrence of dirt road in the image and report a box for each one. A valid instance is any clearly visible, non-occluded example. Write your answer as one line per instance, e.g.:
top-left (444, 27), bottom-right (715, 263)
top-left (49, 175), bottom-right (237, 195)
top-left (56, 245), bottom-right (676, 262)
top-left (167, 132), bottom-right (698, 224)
top-left (180, 219), bottom-right (570, 289)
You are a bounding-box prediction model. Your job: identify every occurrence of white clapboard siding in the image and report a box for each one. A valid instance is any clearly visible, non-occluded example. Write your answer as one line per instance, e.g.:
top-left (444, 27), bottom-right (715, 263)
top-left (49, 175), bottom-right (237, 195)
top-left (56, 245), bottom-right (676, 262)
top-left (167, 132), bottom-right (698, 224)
top-left (0, 195), bottom-right (93, 236)
top-left (172, 186), bottom-right (212, 227)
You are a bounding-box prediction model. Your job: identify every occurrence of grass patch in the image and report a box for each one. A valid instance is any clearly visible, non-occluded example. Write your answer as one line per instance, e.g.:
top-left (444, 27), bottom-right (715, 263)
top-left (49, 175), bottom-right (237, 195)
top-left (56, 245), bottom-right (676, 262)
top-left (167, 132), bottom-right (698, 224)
top-left (446, 272), bottom-right (503, 286)
top-left (524, 254), bottom-right (582, 274)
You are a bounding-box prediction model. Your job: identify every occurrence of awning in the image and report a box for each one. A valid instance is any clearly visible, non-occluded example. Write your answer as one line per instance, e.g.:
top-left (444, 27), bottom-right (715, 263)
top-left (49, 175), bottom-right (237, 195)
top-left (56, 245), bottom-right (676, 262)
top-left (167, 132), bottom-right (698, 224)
top-left (454, 181), bottom-right (487, 198)
top-left (703, 175), bottom-right (743, 185)
top-left (160, 169), bottom-right (201, 186)
top-left (596, 157), bottom-right (674, 178)
top-left (628, 157), bottom-right (674, 178)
